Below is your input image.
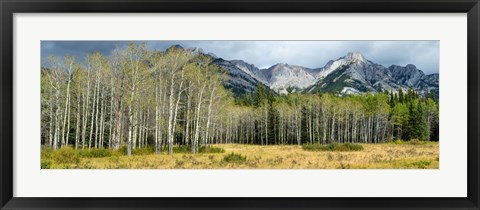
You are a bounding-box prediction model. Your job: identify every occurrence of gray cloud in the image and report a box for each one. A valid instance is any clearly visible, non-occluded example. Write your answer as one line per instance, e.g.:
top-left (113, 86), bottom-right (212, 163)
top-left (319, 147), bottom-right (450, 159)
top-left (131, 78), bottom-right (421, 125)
top-left (41, 40), bottom-right (439, 74)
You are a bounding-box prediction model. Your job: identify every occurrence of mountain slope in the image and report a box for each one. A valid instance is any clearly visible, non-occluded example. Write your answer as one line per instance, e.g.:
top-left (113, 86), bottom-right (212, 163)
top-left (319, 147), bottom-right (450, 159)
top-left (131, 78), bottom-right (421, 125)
top-left (305, 52), bottom-right (438, 96)
top-left (211, 58), bottom-right (269, 95)
top-left (264, 63), bottom-right (319, 91)
top-left (388, 64), bottom-right (439, 96)
top-left (178, 45), bottom-right (439, 97)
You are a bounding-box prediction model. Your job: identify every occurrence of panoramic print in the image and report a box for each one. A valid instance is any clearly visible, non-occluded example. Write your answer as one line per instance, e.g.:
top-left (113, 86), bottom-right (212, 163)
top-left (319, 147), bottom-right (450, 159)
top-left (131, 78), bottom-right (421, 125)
top-left (40, 41), bottom-right (439, 169)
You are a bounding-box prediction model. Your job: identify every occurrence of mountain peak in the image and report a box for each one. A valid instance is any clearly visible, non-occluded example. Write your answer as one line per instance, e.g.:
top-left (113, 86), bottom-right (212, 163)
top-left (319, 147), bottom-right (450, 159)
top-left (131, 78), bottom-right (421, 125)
top-left (166, 44), bottom-right (184, 52)
top-left (187, 47), bottom-right (204, 54)
top-left (316, 52), bottom-right (367, 79)
top-left (272, 63), bottom-right (289, 67)
top-left (406, 64), bottom-right (417, 69)
top-left (345, 52), bottom-right (366, 62)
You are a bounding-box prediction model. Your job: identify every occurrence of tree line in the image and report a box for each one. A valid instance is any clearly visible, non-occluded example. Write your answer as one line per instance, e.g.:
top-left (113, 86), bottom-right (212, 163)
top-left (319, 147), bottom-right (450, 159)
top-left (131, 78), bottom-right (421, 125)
top-left (233, 85), bottom-right (438, 146)
top-left (41, 43), bottom-right (439, 155)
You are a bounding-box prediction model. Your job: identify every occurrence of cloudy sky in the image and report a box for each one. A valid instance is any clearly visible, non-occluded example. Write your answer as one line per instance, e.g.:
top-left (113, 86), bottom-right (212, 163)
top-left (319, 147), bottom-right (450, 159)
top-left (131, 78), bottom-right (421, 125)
top-left (41, 40), bottom-right (439, 74)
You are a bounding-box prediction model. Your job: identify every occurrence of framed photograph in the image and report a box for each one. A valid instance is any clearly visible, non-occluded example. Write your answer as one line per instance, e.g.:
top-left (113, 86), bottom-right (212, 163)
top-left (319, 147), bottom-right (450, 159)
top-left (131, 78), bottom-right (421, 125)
top-left (1, 0), bottom-right (479, 209)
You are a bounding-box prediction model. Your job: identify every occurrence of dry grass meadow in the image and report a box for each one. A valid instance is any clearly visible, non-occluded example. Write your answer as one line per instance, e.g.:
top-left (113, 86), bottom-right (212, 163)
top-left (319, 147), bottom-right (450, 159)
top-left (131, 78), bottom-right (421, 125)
top-left (42, 141), bottom-right (439, 169)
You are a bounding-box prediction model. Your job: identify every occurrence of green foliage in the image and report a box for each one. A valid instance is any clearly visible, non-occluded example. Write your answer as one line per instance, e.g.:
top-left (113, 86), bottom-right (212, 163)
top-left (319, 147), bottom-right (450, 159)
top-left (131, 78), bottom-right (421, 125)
top-left (391, 103), bottom-right (409, 139)
top-left (393, 139), bottom-right (405, 145)
top-left (223, 152), bottom-right (247, 164)
top-left (386, 88), bottom-right (438, 141)
top-left (164, 145), bottom-right (226, 154)
top-left (253, 82), bottom-right (267, 106)
top-left (41, 146), bottom-right (53, 159)
top-left (309, 65), bottom-right (349, 93)
top-left (171, 146), bottom-right (191, 153)
top-left (118, 145), bottom-right (155, 156)
top-left (118, 145), bottom-right (225, 155)
top-left (118, 145), bottom-right (128, 155)
top-left (237, 94), bottom-right (253, 106)
top-left (398, 89), bottom-right (404, 103)
top-left (199, 146), bottom-right (225, 153)
top-left (41, 159), bottom-right (52, 169)
top-left (389, 138), bottom-right (426, 145)
top-left (287, 86), bottom-right (294, 94)
top-left (51, 146), bottom-right (80, 165)
top-left (302, 143), bottom-right (364, 152)
top-left (406, 99), bottom-right (429, 140)
top-left (132, 147), bottom-right (156, 155)
top-left (409, 160), bottom-right (431, 169)
top-left (78, 148), bottom-right (113, 158)
top-left (335, 143), bottom-right (364, 151)
top-left (109, 155), bottom-right (120, 163)
top-left (409, 139), bottom-right (426, 145)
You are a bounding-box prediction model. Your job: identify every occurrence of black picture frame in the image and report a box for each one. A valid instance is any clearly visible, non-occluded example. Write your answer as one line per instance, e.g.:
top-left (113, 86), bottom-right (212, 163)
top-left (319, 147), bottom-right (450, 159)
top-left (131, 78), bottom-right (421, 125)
top-left (1, 0), bottom-right (479, 209)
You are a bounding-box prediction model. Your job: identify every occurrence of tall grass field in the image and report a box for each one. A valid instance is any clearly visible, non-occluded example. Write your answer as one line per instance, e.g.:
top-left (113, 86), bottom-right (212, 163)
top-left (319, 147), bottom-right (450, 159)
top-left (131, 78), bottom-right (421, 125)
top-left (41, 141), bottom-right (438, 169)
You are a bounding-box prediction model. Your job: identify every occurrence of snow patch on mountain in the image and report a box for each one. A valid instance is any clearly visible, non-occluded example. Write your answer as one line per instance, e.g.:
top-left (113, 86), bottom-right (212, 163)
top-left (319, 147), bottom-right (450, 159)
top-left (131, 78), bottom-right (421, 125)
top-left (341, 87), bottom-right (361, 95)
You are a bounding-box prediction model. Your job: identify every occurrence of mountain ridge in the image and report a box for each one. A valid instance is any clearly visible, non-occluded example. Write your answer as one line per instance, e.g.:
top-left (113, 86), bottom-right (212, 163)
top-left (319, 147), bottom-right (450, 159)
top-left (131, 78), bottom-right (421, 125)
top-left (178, 45), bottom-right (438, 97)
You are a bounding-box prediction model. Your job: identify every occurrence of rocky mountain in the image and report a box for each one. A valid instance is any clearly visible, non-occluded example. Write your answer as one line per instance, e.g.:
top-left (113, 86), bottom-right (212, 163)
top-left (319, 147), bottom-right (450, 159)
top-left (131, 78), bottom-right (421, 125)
top-left (265, 63), bottom-right (320, 92)
top-left (307, 52), bottom-right (405, 94)
top-left (228, 60), bottom-right (269, 84)
top-left (388, 64), bottom-right (439, 92)
top-left (211, 58), bottom-right (269, 95)
top-left (304, 52), bottom-right (438, 97)
top-left (226, 60), bottom-right (321, 92)
top-left (174, 45), bottom-right (439, 97)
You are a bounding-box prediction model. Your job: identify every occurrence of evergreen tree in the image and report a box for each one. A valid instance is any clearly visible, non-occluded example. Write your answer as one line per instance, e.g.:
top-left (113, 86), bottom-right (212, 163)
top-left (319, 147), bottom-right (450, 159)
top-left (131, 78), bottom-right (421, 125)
top-left (398, 89), bottom-right (404, 103)
top-left (407, 99), bottom-right (429, 140)
top-left (417, 102), bottom-right (430, 140)
top-left (287, 86), bottom-right (294, 94)
top-left (253, 83), bottom-right (266, 106)
top-left (389, 92), bottom-right (395, 108)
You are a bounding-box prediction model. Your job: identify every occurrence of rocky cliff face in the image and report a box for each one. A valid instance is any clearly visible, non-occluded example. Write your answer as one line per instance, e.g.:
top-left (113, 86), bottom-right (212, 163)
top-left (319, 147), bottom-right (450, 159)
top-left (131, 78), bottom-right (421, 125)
top-left (211, 58), bottom-right (267, 95)
top-left (304, 52), bottom-right (438, 96)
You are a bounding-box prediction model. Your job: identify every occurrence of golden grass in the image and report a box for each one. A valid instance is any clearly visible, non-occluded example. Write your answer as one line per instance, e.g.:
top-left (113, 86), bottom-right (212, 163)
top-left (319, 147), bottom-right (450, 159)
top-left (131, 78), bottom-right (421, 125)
top-left (44, 142), bottom-right (439, 169)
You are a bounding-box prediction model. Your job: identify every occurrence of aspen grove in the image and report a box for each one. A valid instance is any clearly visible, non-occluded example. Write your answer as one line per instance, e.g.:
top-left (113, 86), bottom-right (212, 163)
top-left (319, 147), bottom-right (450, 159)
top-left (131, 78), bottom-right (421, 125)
top-left (41, 43), bottom-right (439, 156)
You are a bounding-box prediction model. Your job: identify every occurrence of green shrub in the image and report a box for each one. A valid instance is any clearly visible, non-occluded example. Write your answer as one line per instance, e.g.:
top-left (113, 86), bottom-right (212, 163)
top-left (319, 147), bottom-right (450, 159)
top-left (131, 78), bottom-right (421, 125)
top-left (119, 145), bottom-right (128, 155)
top-left (109, 155), bottom-right (120, 163)
top-left (117, 145), bottom-right (225, 155)
top-left (335, 143), bottom-right (364, 151)
top-left (172, 146), bottom-right (191, 153)
top-left (41, 159), bottom-right (52, 169)
top-left (409, 139), bottom-right (426, 145)
top-left (388, 139), bottom-right (426, 145)
top-left (41, 146), bottom-right (53, 158)
top-left (302, 143), bottom-right (363, 152)
top-left (170, 145), bottom-right (225, 154)
top-left (51, 146), bottom-right (80, 164)
top-left (223, 152), bottom-right (247, 164)
top-left (118, 145), bottom-right (155, 156)
top-left (199, 146), bottom-right (225, 153)
top-left (132, 146), bottom-right (155, 155)
top-left (410, 160), bottom-right (431, 169)
top-left (78, 148), bottom-right (112, 158)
